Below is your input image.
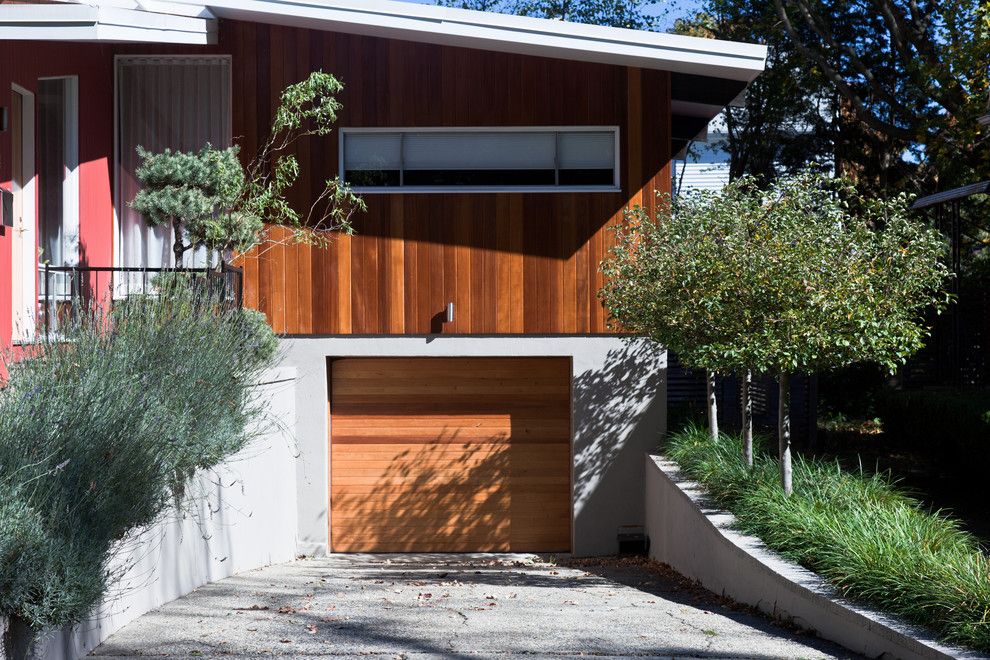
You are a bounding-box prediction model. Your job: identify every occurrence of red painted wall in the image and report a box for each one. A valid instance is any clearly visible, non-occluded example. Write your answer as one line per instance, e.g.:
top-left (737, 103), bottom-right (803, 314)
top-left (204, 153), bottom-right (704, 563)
top-left (0, 42), bottom-right (116, 351)
top-left (0, 38), bottom-right (225, 352)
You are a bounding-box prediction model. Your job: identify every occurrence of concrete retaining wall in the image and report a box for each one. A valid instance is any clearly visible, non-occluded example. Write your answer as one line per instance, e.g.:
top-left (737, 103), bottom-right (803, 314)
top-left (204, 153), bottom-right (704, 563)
top-left (22, 368), bottom-right (300, 660)
top-left (644, 454), bottom-right (977, 660)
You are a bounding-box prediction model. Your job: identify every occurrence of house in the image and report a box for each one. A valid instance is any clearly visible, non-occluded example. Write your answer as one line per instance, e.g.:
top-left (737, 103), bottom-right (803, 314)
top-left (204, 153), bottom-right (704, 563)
top-left (671, 122), bottom-right (732, 195)
top-left (0, 0), bottom-right (766, 557)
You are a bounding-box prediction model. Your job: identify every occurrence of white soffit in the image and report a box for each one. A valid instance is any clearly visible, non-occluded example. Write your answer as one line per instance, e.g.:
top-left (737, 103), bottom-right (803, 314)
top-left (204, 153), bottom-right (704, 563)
top-left (165, 0), bottom-right (769, 81)
top-left (0, 3), bottom-right (215, 43)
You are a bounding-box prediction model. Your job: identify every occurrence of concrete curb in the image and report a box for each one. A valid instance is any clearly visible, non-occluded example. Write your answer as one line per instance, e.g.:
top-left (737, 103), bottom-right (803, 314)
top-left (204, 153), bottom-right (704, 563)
top-left (644, 454), bottom-right (981, 660)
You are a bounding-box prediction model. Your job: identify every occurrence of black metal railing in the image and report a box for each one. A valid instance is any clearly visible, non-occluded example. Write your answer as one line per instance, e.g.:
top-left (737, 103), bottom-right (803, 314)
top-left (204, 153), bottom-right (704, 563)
top-left (38, 264), bottom-right (244, 339)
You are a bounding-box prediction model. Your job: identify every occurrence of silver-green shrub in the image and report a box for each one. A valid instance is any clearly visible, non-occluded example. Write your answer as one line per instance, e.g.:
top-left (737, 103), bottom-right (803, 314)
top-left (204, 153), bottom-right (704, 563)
top-left (0, 281), bottom-right (278, 640)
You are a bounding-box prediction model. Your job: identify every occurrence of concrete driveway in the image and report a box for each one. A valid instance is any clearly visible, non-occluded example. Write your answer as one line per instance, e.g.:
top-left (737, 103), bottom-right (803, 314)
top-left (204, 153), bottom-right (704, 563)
top-left (92, 554), bottom-right (855, 659)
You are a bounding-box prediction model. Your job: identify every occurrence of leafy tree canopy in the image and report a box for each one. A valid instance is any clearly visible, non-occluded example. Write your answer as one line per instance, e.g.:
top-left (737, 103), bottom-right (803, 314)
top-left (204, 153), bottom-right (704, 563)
top-left (775, 0), bottom-right (990, 189)
top-left (600, 170), bottom-right (952, 376)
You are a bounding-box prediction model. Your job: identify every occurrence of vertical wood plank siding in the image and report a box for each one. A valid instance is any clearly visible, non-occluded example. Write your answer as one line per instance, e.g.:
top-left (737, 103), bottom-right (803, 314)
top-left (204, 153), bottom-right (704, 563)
top-left (227, 22), bottom-right (672, 335)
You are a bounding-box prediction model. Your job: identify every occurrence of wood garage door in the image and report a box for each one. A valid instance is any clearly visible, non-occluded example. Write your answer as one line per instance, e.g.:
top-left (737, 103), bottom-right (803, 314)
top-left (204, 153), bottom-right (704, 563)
top-left (330, 357), bottom-right (571, 553)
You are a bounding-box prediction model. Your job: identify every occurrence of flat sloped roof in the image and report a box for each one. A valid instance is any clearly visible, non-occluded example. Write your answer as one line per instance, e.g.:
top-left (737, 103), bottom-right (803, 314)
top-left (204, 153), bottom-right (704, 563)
top-left (3, 0), bottom-right (766, 145)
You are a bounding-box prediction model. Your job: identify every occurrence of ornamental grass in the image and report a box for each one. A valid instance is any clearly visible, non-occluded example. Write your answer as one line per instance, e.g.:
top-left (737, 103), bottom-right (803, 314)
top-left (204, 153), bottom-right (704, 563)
top-left (667, 424), bottom-right (990, 652)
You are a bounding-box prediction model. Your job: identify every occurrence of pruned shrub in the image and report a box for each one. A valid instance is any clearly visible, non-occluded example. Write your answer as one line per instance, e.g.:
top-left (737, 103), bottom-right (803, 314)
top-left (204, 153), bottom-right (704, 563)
top-left (0, 282), bottom-right (278, 649)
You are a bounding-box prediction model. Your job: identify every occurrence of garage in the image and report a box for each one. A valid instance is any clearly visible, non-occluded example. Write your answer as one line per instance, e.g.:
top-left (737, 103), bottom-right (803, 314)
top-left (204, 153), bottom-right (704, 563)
top-left (329, 357), bottom-right (571, 553)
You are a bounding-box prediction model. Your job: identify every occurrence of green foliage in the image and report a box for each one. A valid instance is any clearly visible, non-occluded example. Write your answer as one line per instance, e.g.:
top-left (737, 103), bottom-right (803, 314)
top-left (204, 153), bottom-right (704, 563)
top-left (599, 170), bottom-right (951, 376)
top-left (436, 0), bottom-right (665, 29)
top-left (775, 0), bottom-right (990, 189)
top-left (131, 144), bottom-right (259, 256)
top-left (672, 0), bottom-right (834, 184)
top-left (0, 284), bottom-right (277, 632)
top-left (243, 72), bottom-right (364, 243)
top-left (666, 424), bottom-right (990, 651)
top-left (131, 71), bottom-right (365, 262)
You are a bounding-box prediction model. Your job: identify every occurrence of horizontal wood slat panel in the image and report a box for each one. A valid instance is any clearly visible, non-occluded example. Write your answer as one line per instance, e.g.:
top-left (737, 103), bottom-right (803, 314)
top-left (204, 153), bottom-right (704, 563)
top-left (228, 22), bottom-right (672, 335)
top-left (330, 357), bottom-right (570, 553)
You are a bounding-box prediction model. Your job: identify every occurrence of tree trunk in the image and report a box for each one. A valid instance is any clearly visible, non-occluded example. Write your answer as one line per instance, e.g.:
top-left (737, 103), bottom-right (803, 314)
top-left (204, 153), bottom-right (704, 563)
top-left (778, 373), bottom-right (792, 496)
top-left (706, 371), bottom-right (719, 440)
top-left (742, 370), bottom-right (753, 468)
top-left (172, 218), bottom-right (185, 267)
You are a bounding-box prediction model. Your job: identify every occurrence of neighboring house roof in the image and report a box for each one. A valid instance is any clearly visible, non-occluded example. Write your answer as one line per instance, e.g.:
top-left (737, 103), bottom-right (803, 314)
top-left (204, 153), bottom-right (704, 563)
top-left (1, 0), bottom-right (767, 145)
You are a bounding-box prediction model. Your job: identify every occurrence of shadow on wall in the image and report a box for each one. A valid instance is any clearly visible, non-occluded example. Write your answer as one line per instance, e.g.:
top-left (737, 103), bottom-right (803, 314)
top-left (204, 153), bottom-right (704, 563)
top-left (572, 340), bottom-right (666, 555)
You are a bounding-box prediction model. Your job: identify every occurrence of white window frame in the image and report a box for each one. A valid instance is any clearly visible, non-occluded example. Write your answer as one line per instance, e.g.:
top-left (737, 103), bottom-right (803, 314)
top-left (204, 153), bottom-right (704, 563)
top-left (112, 54), bottom-right (233, 270)
top-left (10, 83), bottom-right (36, 343)
top-left (339, 126), bottom-right (621, 194)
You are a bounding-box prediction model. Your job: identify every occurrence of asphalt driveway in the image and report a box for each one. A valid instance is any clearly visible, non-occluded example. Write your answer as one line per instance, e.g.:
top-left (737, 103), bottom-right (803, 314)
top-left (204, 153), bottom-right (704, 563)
top-left (91, 554), bottom-right (854, 659)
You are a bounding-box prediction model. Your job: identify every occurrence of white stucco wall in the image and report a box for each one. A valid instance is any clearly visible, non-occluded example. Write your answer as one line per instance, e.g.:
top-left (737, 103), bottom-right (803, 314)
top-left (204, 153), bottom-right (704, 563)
top-left (29, 368), bottom-right (299, 660)
top-left (280, 336), bottom-right (667, 558)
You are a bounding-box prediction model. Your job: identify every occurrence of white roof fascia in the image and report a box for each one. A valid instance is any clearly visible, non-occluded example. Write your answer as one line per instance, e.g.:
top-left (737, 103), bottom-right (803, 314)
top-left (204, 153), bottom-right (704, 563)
top-left (0, 4), bottom-right (215, 43)
top-left (166, 0), bottom-right (768, 81)
top-left (79, 0), bottom-right (215, 19)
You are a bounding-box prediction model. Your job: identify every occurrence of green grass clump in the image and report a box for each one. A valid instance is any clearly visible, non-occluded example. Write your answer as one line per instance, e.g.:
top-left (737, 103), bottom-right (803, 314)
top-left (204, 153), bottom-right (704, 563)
top-left (666, 423), bottom-right (990, 652)
top-left (0, 278), bottom-right (278, 635)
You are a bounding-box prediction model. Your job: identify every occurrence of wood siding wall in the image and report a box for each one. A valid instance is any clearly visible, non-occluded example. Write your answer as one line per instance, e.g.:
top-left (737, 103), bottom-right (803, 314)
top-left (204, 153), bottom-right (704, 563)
top-left (235, 23), bottom-right (671, 334)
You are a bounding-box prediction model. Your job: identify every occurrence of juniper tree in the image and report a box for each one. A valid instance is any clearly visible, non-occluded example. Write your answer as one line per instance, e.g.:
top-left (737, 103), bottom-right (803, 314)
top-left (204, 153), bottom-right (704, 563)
top-left (600, 171), bottom-right (950, 494)
top-left (131, 71), bottom-right (365, 267)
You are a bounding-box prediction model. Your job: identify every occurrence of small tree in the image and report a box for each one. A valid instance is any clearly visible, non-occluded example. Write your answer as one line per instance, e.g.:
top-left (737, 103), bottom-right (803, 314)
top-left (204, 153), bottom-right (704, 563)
top-left (131, 71), bottom-right (365, 266)
top-left (730, 172), bottom-right (951, 493)
top-left (601, 171), bottom-right (950, 494)
top-left (599, 186), bottom-right (758, 440)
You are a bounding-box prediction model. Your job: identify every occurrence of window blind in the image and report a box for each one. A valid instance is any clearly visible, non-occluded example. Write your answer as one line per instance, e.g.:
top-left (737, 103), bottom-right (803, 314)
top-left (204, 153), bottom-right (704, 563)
top-left (402, 132), bottom-right (556, 171)
top-left (117, 56), bottom-right (231, 268)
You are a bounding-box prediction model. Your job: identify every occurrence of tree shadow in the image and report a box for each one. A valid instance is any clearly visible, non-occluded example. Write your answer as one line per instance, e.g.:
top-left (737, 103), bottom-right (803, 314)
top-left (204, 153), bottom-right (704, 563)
top-left (328, 356), bottom-right (571, 553)
top-left (571, 339), bottom-right (666, 553)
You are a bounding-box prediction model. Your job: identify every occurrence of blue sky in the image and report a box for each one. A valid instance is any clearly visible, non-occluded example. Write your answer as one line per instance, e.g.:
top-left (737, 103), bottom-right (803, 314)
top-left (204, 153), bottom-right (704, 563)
top-left (395, 0), bottom-right (703, 32)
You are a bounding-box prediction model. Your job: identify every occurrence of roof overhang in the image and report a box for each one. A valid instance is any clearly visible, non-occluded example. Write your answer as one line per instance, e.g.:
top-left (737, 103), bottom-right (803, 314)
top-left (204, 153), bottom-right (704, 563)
top-left (4, 0), bottom-right (766, 144)
top-left (168, 0), bottom-right (767, 147)
top-left (912, 181), bottom-right (990, 210)
top-left (0, 3), bottom-right (216, 43)
top-left (160, 0), bottom-right (766, 82)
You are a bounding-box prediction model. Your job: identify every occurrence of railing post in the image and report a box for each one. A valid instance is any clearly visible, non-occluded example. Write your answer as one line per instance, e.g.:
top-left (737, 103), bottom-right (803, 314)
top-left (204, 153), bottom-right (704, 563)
top-left (43, 263), bottom-right (49, 342)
